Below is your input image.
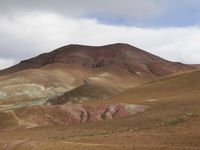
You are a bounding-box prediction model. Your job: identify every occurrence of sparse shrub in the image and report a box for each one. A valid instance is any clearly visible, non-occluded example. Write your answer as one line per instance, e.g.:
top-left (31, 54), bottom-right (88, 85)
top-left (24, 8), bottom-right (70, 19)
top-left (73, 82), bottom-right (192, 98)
top-left (159, 112), bottom-right (199, 127)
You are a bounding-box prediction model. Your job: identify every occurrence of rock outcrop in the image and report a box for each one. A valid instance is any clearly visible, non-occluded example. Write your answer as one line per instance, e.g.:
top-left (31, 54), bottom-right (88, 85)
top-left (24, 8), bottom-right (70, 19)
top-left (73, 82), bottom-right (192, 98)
top-left (4, 103), bottom-right (149, 129)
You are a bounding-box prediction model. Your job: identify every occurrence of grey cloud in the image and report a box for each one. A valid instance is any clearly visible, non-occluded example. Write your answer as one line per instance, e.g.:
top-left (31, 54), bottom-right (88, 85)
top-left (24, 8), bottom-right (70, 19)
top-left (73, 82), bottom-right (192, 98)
top-left (0, 0), bottom-right (166, 20)
top-left (2, 0), bottom-right (200, 28)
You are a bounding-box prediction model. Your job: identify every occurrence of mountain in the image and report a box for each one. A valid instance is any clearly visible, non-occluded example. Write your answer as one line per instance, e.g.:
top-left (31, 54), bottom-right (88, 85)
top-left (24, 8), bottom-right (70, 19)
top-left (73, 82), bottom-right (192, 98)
top-left (0, 43), bottom-right (197, 105)
top-left (0, 43), bottom-right (195, 77)
top-left (0, 43), bottom-right (200, 150)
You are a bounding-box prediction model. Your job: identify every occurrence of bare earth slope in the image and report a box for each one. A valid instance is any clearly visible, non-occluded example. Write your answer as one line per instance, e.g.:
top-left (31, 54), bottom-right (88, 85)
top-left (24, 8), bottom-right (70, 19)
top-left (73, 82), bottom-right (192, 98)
top-left (106, 69), bottom-right (200, 104)
top-left (0, 64), bottom-right (92, 103)
top-left (1, 69), bottom-right (200, 150)
top-left (46, 67), bottom-right (142, 105)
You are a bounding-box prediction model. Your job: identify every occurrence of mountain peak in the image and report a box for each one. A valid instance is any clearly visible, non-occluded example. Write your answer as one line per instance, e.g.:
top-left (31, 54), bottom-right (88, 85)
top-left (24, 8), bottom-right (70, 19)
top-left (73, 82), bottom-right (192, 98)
top-left (0, 43), bottom-right (196, 76)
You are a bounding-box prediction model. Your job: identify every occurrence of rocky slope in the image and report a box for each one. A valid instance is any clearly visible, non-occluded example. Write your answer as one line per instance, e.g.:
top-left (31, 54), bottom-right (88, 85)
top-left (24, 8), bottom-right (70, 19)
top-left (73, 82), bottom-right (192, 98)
top-left (0, 103), bottom-right (149, 129)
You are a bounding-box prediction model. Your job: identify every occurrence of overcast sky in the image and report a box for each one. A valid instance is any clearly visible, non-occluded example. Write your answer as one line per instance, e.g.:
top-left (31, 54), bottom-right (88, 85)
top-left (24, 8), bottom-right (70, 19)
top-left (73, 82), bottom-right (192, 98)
top-left (0, 0), bottom-right (200, 69)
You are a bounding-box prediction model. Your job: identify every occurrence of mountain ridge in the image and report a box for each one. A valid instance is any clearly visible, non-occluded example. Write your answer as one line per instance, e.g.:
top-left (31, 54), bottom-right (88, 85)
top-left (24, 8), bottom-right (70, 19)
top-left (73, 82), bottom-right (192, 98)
top-left (0, 43), bottom-right (196, 77)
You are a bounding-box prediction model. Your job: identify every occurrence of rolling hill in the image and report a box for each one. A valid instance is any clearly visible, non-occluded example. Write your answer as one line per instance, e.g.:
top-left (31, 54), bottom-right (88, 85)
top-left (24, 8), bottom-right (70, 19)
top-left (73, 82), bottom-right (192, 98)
top-left (0, 65), bottom-right (200, 150)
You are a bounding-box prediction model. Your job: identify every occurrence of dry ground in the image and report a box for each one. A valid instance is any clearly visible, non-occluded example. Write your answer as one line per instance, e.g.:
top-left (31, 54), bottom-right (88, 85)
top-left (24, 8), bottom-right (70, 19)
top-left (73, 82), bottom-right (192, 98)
top-left (0, 69), bottom-right (200, 150)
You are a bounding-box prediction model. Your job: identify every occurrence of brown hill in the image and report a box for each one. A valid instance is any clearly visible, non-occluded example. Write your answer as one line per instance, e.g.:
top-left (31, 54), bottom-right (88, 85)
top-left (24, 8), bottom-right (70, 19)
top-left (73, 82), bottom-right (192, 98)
top-left (0, 43), bottom-right (195, 78)
top-left (0, 43), bottom-right (197, 105)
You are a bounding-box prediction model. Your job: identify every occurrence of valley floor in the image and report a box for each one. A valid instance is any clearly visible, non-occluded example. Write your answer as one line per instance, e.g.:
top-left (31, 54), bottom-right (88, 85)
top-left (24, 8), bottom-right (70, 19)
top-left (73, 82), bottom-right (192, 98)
top-left (1, 93), bottom-right (200, 150)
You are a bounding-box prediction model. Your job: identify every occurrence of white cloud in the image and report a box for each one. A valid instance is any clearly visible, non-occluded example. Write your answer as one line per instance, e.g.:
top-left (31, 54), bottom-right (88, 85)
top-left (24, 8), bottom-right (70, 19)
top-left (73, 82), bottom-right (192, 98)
top-left (0, 11), bottom-right (200, 70)
top-left (0, 58), bottom-right (16, 69)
